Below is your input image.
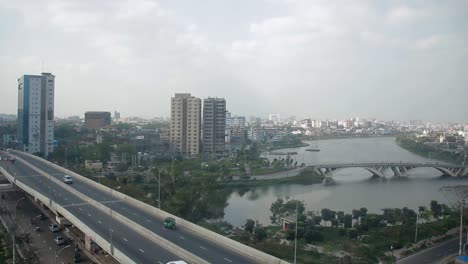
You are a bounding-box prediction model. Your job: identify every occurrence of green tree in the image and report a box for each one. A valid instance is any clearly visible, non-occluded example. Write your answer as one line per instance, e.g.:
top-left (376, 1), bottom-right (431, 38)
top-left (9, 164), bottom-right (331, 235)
top-left (244, 219), bottom-right (255, 234)
top-left (321, 208), bottom-right (336, 226)
top-left (254, 226), bottom-right (267, 242)
top-left (337, 211), bottom-right (345, 223)
top-left (430, 200), bottom-right (443, 218)
top-left (270, 198), bottom-right (305, 224)
top-left (304, 230), bottom-right (324, 243)
top-left (344, 214), bottom-right (353, 228)
top-left (331, 219), bottom-right (339, 227)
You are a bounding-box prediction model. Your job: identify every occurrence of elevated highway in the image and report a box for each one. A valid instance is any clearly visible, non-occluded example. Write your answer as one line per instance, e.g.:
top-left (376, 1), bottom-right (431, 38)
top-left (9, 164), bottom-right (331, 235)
top-left (0, 155), bottom-right (181, 264)
top-left (1, 151), bottom-right (289, 264)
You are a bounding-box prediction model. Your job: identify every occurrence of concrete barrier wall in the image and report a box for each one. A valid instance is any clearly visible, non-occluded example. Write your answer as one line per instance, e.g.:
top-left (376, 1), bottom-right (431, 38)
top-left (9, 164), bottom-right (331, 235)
top-left (10, 152), bottom-right (208, 264)
top-left (0, 167), bottom-right (136, 264)
top-left (14, 151), bottom-right (290, 264)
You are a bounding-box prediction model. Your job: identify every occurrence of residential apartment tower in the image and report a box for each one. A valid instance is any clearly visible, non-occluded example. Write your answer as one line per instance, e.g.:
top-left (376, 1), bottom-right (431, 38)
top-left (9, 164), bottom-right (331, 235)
top-left (17, 73), bottom-right (55, 156)
top-left (170, 93), bottom-right (201, 155)
top-left (202, 97), bottom-right (226, 156)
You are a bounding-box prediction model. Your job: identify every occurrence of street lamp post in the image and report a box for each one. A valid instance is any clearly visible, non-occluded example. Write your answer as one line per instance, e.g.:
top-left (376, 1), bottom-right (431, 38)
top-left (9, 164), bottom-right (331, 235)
top-left (460, 198), bottom-right (465, 256)
top-left (293, 201), bottom-right (298, 264)
top-left (55, 244), bottom-right (71, 264)
top-left (391, 245), bottom-right (394, 264)
top-left (415, 212), bottom-right (420, 243)
top-left (109, 187), bottom-right (113, 255)
top-left (158, 170), bottom-right (161, 209)
top-left (13, 197), bottom-right (25, 264)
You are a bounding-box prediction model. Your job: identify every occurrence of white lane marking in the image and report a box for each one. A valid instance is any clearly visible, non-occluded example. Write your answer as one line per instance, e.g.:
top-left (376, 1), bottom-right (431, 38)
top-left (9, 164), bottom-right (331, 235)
top-left (87, 213), bottom-right (91, 217)
top-left (98, 221), bottom-right (102, 224)
top-left (199, 246), bottom-right (206, 250)
top-left (78, 208), bottom-right (82, 211)
top-left (122, 238), bottom-right (128, 242)
top-left (158, 261), bottom-right (163, 264)
top-left (139, 248), bottom-right (144, 253)
top-left (179, 236), bottom-right (185, 240)
top-left (146, 219), bottom-right (151, 223)
top-left (224, 258), bottom-right (233, 263)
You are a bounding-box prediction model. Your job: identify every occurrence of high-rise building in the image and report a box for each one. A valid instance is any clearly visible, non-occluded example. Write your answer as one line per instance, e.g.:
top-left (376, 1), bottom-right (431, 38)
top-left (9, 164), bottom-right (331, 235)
top-left (84, 111), bottom-right (111, 129)
top-left (170, 93), bottom-right (201, 156)
top-left (226, 111), bottom-right (246, 129)
top-left (202, 98), bottom-right (226, 156)
top-left (17, 72), bottom-right (55, 156)
top-left (114, 110), bottom-right (121, 120)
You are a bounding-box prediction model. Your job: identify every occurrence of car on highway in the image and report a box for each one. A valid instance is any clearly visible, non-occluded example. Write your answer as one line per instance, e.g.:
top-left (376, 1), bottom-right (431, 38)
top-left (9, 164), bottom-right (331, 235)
top-left (163, 217), bottom-right (176, 229)
top-left (49, 223), bottom-right (60, 232)
top-left (166, 261), bottom-right (188, 264)
top-left (54, 236), bottom-right (66, 245)
top-left (63, 175), bottom-right (73, 184)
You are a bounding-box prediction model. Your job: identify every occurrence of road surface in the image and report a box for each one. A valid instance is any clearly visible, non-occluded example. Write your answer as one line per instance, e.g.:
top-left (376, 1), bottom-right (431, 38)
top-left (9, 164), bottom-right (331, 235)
top-left (1, 157), bottom-right (182, 264)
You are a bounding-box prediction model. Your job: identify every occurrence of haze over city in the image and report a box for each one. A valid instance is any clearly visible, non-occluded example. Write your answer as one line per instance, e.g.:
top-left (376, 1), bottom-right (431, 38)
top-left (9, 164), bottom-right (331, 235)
top-left (0, 0), bottom-right (467, 121)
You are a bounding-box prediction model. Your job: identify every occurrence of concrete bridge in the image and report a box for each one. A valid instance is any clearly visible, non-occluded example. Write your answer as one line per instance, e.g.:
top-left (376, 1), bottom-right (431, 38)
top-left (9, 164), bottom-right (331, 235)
top-left (312, 162), bottom-right (468, 178)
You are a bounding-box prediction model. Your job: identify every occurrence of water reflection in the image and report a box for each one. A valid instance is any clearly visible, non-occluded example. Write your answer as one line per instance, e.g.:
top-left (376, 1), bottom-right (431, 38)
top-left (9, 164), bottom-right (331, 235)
top-left (223, 137), bottom-right (467, 226)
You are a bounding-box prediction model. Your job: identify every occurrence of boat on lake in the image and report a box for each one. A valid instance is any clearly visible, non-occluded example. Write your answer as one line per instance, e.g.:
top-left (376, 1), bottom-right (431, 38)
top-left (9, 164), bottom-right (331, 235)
top-left (305, 148), bottom-right (320, 152)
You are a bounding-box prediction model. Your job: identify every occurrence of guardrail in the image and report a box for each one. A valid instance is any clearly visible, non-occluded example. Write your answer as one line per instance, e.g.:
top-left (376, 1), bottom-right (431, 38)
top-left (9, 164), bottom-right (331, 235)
top-left (9, 152), bottom-right (207, 264)
top-left (15, 151), bottom-right (290, 264)
top-left (0, 166), bottom-right (136, 264)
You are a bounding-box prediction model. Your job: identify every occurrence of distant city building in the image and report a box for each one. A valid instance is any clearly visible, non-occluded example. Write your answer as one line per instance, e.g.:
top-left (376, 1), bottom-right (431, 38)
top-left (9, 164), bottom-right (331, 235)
top-left (17, 72), bottom-right (55, 156)
top-left (159, 127), bottom-right (170, 142)
top-left (114, 111), bottom-right (121, 120)
top-left (202, 97), bottom-right (226, 155)
top-left (84, 111), bottom-right (111, 129)
top-left (84, 160), bottom-right (103, 171)
top-left (2, 134), bottom-right (15, 148)
top-left (300, 119), bottom-right (312, 129)
top-left (170, 93), bottom-right (201, 156)
top-left (226, 111), bottom-right (246, 129)
top-left (269, 114), bottom-right (281, 123)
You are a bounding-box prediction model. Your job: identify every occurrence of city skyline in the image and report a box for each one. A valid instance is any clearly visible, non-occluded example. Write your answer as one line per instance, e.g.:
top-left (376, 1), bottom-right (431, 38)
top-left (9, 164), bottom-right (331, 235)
top-left (0, 1), bottom-right (467, 122)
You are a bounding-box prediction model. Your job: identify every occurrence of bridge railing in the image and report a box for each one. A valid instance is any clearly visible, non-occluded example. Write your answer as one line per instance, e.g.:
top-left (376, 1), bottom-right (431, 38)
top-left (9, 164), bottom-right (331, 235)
top-left (308, 161), bottom-right (456, 167)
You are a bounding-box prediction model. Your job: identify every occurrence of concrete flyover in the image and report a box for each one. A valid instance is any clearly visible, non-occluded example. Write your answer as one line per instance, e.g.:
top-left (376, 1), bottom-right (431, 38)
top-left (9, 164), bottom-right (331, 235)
top-left (2, 151), bottom-right (290, 264)
top-left (312, 162), bottom-right (468, 178)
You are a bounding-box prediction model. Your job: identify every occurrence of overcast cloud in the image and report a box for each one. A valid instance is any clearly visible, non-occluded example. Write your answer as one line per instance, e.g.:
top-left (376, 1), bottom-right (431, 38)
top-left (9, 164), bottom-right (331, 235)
top-left (0, 0), bottom-right (467, 121)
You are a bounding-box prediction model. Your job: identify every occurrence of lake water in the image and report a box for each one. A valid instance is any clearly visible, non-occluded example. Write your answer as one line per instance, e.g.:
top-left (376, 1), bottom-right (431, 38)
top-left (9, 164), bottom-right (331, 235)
top-left (223, 137), bottom-right (466, 226)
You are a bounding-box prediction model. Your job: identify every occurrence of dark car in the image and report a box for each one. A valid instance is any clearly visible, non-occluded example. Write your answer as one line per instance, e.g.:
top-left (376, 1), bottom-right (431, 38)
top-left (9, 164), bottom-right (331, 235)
top-left (164, 217), bottom-right (176, 229)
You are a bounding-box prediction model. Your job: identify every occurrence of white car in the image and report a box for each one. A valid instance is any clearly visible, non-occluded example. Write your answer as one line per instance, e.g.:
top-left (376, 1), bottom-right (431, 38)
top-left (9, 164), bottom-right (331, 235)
top-left (54, 236), bottom-right (66, 245)
top-left (167, 261), bottom-right (188, 264)
top-left (63, 175), bottom-right (73, 184)
top-left (49, 223), bottom-right (60, 232)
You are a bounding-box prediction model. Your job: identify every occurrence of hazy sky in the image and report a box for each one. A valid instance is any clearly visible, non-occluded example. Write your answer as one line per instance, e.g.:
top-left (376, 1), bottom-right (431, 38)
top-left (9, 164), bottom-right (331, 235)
top-left (0, 0), bottom-right (467, 121)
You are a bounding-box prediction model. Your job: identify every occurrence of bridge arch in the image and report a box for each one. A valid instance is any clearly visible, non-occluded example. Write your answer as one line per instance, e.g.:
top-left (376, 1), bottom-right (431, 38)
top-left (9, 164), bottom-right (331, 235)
top-left (404, 166), bottom-right (458, 177)
top-left (317, 167), bottom-right (386, 178)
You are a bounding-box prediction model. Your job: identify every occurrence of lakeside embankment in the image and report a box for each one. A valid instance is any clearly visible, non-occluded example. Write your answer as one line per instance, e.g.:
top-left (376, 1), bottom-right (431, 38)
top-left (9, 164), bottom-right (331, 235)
top-left (221, 167), bottom-right (322, 187)
top-left (395, 136), bottom-right (464, 165)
